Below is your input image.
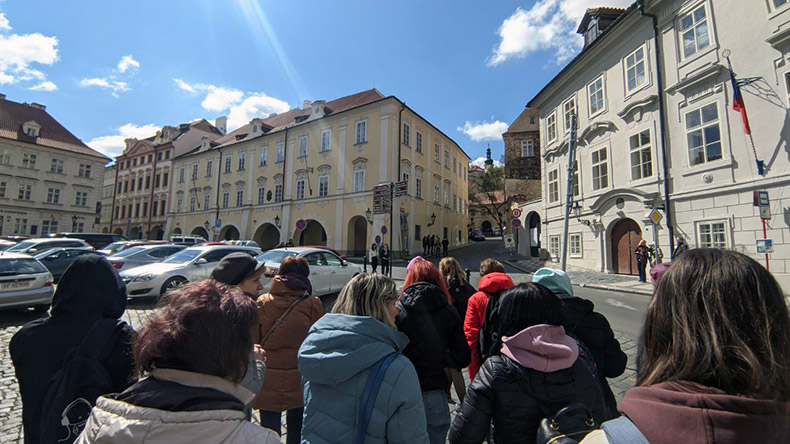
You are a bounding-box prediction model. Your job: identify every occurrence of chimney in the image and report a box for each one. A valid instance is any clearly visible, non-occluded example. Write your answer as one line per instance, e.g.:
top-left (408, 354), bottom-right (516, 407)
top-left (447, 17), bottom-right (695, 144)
top-left (0, 93), bottom-right (6, 100)
top-left (215, 116), bottom-right (227, 135)
top-left (303, 99), bottom-right (312, 110)
top-left (29, 102), bottom-right (46, 111)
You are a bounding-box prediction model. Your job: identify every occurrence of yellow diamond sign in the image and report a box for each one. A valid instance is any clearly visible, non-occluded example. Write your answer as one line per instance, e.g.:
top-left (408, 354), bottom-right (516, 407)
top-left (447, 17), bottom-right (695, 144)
top-left (648, 208), bottom-right (663, 225)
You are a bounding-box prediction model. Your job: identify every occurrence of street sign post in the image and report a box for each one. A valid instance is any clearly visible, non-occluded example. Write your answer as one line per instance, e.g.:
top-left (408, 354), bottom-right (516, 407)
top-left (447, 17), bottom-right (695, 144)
top-left (511, 208), bottom-right (522, 219)
top-left (511, 218), bottom-right (522, 229)
top-left (394, 180), bottom-right (409, 197)
top-left (295, 218), bottom-right (306, 231)
top-left (504, 233), bottom-right (515, 259)
top-left (754, 190), bottom-right (771, 270)
top-left (373, 184), bottom-right (392, 214)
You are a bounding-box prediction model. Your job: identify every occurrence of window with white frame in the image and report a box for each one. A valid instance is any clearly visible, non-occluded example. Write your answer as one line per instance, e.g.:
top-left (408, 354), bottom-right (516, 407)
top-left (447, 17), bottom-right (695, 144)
top-left (680, 5), bottom-right (710, 58)
top-left (434, 184), bottom-right (440, 203)
top-left (224, 155), bottom-right (232, 173)
top-left (686, 103), bottom-right (722, 166)
top-left (78, 164), bottom-right (92, 178)
top-left (205, 190), bottom-right (211, 209)
top-left (453, 157), bottom-right (457, 173)
top-left (296, 178), bottom-right (306, 200)
top-left (321, 129), bottom-right (331, 152)
top-left (51, 158), bottom-right (64, 173)
top-left (177, 195), bottom-right (183, 212)
top-left (238, 152), bottom-right (246, 171)
top-left (549, 235), bottom-right (561, 259)
top-left (274, 176), bottom-right (283, 202)
top-left (236, 189), bottom-right (243, 207)
top-left (74, 220), bottom-right (85, 233)
top-left (179, 167), bottom-right (185, 183)
top-left (416, 176), bottom-right (422, 199)
top-left (22, 153), bottom-right (36, 169)
top-left (546, 112), bottom-right (557, 142)
top-left (562, 97), bottom-right (576, 133)
top-left (18, 184), bottom-right (31, 201)
top-left (259, 145), bottom-right (268, 166)
top-left (444, 149), bottom-right (450, 168)
top-left (548, 169), bottom-right (559, 203)
top-left (298, 136), bottom-right (308, 157)
top-left (571, 160), bottom-right (580, 197)
top-left (697, 220), bottom-right (727, 248)
top-left (14, 218), bottom-right (27, 234)
top-left (521, 140), bottom-right (535, 157)
top-left (206, 159), bottom-right (213, 177)
top-left (0, 181), bottom-right (7, 197)
top-left (47, 187), bottom-right (60, 204)
top-left (591, 147), bottom-right (609, 190)
top-left (353, 170), bottom-right (365, 193)
top-left (222, 191), bottom-right (230, 208)
top-left (41, 219), bottom-right (58, 235)
top-left (192, 164), bottom-right (198, 180)
top-left (444, 183), bottom-right (450, 206)
top-left (190, 194), bottom-right (196, 212)
top-left (356, 120), bottom-right (367, 144)
top-left (276, 142), bottom-right (285, 163)
top-left (775, 0), bottom-right (789, 9)
top-left (75, 191), bottom-right (88, 206)
top-left (569, 233), bottom-right (582, 257)
top-left (0, 150), bottom-right (9, 165)
top-left (257, 185), bottom-right (265, 204)
top-left (630, 129), bottom-right (653, 180)
top-left (403, 123), bottom-right (410, 146)
top-left (588, 75), bottom-right (606, 116)
top-left (319, 174), bottom-right (329, 197)
top-left (416, 131), bottom-right (423, 153)
top-left (625, 46), bottom-right (647, 92)
top-left (434, 143), bottom-right (440, 163)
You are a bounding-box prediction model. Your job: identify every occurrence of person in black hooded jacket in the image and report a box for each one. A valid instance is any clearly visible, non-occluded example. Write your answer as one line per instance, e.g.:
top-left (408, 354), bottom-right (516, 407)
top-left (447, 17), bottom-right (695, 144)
top-left (396, 258), bottom-right (470, 444)
top-left (9, 255), bottom-right (136, 444)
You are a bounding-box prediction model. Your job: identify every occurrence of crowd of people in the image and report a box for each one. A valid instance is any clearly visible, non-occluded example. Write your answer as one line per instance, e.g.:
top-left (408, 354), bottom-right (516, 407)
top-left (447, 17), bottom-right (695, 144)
top-left (9, 244), bottom-right (790, 443)
top-left (421, 234), bottom-right (450, 258)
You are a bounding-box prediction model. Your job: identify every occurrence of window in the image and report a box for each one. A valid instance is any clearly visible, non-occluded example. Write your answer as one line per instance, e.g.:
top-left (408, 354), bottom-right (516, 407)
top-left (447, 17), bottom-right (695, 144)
top-left (444, 149), bottom-right (450, 168)
top-left (238, 152), bottom-right (246, 171)
top-left (571, 160), bottom-right (579, 197)
top-left (562, 97), bottom-right (576, 132)
top-left (775, 0), bottom-right (789, 8)
top-left (259, 146), bottom-right (268, 166)
top-left (356, 120), bottom-right (367, 144)
top-left (697, 221), bottom-right (727, 248)
top-left (686, 103), bottom-right (721, 166)
top-left (75, 191), bottom-right (88, 206)
top-left (179, 167), bottom-right (185, 183)
top-left (0, 150), bottom-right (10, 164)
top-left (625, 46), bottom-right (647, 92)
top-left (257, 186), bottom-right (265, 204)
top-left (274, 183), bottom-right (283, 202)
top-left (588, 76), bottom-right (606, 116)
top-left (298, 136), bottom-right (308, 158)
top-left (416, 131), bottom-right (423, 153)
top-left (591, 147), bottom-right (609, 191)
top-left (530, 116), bottom-right (536, 124)
top-left (521, 140), bottom-right (535, 157)
top-left (160, 199), bottom-right (167, 216)
top-left (434, 184), bottom-right (440, 203)
top-left (133, 158), bottom-right (137, 167)
top-left (189, 194), bottom-right (196, 212)
top-left (415, 225), bottom-right (422, 241)
top-left (163, 172), bottom-right (169, 187)
top-left (296, 179), bottom-right (305, 200)
top-left (224, 155), bottom-right (232, 173)
top-left (145, 176), bottom-right (150, 189)
top-left (354, 170), bottom-right (365, 193)
top-left (22, 153), bottom-right (37, 169)
top-left (50, 158), bottom-right (64, 173)
top-left (13, 218), bottom-right (27, 234)
top-left (416, 177), bottom-right (422, 199)
top-left (453, 193), bottom-right (457, 211)
top-left (177, 196), bottom-right (183, 213)
top-left (236, 189), bottom-right (243, 207)
top-left (321, 129), bottom-right (331, 152)
top-left (453, 157), bottom-right (457, 173)
top-left (444, 186), bottom-right (449, 206)
top-left (549, 235), bottom-right (561, 259)
top-left (138, 177), bottom-right (143, 190)
top-left (166, 151), bottom-right (171, 159)
top-left (402, 172), bottom-right (409, 195)
top-left (158, 152), bottom-right (163, 161)
top-left (434, 143), bottom-right (440, 163)
top-left (222, 191), bottom-right (230, 208)
top-left (276, 142), bottom-right (285, 163)
top-left (548, 169), bottom-right (560, 203)
top-left (569, 233), bottom-right (582, 257)
top-left (680, 5), bottom-right (710, 58)
top-left (18, 184), bottom-right (32, 201)
top-left (41, 220), bottom-right (58, 235)
top-left (403, 123), bottom-right (411, 146)
top-left (46, 187), bottom-right (60, 203)
top-left (78, 164), bottom-right (92, 178)
top-left (206, 159), bottom-right (213, 177)
top-left (630, 130), bottom-right (653, 180)
top-left (204, 190), bottom-right (211, 209)
top-left (192, 164), bottom-right (198, 180)
top-left (0, 181), bottom-right (5, 197)
top-left (546, 112), bottom-right (557, 142)
top-left (319, 175), bottom-right (329, 197)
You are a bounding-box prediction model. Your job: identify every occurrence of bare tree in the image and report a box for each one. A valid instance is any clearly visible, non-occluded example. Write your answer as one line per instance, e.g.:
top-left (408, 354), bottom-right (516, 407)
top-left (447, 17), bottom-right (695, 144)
top-left (469, 167), bottom-right (513, 236)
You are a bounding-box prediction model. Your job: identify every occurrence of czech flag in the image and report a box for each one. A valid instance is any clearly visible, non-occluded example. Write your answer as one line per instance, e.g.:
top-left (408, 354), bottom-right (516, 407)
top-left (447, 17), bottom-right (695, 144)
top-left (730, 68), bottom-right (751, 135)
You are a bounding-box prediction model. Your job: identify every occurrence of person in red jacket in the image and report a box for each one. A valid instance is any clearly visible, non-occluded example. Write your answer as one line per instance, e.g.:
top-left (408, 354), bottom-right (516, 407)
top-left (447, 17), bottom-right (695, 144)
top-left (463, 258), bottom-right (514, 380)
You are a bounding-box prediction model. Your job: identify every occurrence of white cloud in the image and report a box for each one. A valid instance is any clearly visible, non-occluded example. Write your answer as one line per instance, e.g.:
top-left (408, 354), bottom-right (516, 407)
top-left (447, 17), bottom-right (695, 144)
top-left (227, 93), bottom-right (290, 130)
top-left (80, 77), bottom-right (130, 97)
top-left (470, 157), bottom-right (504, 168)
top-left (488, 0), bottom-right (632, 66)
top-left (458, 120), bottom-right (509, 142)
top-left (173, 78), bottom-right (196, 93)
top-left (117, 55), bottom-right (140, 73)
top-left (0, 13), bottom-right (11, 32)
top-left (202, 86), bottom-right (243, 112)
top-left (29, 81), bottom-right (57, 91)
top-left (0, 27), bottom-right (59, 86)
top-left (86, 123), bottom-right (161, 158)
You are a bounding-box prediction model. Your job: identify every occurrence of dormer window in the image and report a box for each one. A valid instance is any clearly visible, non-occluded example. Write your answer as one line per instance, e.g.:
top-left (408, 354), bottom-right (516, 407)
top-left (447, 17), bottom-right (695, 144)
top-left (22, 121), bottom-right (41, 138)
top-left (253, 124), bottom-right (259, 133)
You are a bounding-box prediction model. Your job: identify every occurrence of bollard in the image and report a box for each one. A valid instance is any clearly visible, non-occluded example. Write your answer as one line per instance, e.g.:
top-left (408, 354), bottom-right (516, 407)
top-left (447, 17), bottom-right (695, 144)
top-left (465, 268), bottom-right (471, 282)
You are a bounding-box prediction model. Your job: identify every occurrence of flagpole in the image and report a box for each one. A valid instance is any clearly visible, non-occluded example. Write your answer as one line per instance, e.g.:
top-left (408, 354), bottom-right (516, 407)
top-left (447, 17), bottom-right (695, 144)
top-left (724, 50), bottom-right (764, 176)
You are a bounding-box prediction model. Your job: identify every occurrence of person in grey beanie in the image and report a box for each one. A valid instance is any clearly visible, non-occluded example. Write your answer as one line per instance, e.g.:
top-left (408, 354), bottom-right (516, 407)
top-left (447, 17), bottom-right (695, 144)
top-left (211, 252), bottom-right (266, 299)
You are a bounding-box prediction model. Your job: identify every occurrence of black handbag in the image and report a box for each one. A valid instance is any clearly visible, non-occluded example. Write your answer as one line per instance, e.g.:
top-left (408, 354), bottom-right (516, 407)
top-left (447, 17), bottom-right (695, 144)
top-left (535, 403), bottom-right (599, 444)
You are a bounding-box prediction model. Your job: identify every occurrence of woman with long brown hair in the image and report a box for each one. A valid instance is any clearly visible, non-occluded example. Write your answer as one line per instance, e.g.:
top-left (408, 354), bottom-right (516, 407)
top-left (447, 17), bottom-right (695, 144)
top-left (583, 249), bottom-right (790, 443)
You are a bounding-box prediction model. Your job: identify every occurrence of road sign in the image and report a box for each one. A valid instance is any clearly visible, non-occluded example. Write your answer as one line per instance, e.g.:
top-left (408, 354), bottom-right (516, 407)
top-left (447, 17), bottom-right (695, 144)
top-left (373, 183), bottom-right (392, 214)
top-left (381, 226), bottom-right (387, 235)
top-left (760, 206), bottom-right (772, 220)
top-left (395, 180), bottom-right (409, 197)
top-left (512, 218), bottom-right (522, 228)
top-left (757, 239), bottom-right (773, 254)
top-left (504, 234), bottom-right (515, 249)
top-left (375, 235), bottom-right (381, 243)
top-left (295, 218), bottom-right (306, 231)
top-left (511, 208), bottom-right (522, 218)
top-left (648, 208), bottom-right (663, 225)
top-left (753, 190), bottom-right (769, 206)
top-left (215, 219), bottom-right (221, 228)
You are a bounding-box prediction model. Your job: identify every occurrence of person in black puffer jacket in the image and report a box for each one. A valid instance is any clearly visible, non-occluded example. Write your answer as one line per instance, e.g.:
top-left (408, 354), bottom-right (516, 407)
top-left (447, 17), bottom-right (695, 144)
top-left (439, 257), bottom-right (475, 321)
top-left (397, 257), bottom-right (471, 444)
top-left (532, 267), bottom-right (627, 413)
top-left (448, 283), bottom-right (612, 444)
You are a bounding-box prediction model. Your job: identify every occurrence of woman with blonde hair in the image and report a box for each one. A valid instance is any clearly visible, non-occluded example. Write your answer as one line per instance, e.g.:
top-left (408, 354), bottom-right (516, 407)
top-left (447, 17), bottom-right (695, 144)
top-left (298, 274), bottom-right (429, 443)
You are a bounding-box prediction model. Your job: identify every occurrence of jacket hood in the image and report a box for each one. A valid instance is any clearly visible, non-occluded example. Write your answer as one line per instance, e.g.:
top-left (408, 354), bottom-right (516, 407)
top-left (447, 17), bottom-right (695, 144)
top-left (264, 277), bottom-right (310, 309)
top-left (532, 267), bottom-right (573, 296)
top-left (620, 381), bottom-right (790, 443)
top-left (478, 272), bottom-right (514, 294)
top-left (501, 324), bottom-right (578, 372)
top-left (51, 255), bottom-right (126, 319)
top-left (400, 282), bottom-right (449, 313)
top-left (298, 313), bottom-right (409, 385)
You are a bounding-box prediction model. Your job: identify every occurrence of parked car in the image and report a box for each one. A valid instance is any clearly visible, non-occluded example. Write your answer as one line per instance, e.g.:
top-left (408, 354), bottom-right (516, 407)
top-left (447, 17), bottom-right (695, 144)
top-left (107, 244), bottom-right (187, 271)
top-left (302, 245), bottom-right (347, 261)
top-left (0, 253), bottom-right (55, 311)
top-left (221, 240), bottom-right (260, 247)
top-left (119, 245), bottom-right (262, 299)
top-left (98, 240), bottom-right (169, 256)
top-left (34, 248), bottom-right (106, 282)
top-left (0, 235), bottom-right (29, 242)
top-left (169, 236), bottom-right (206, 246)
top-left (0, 239), bottom-right (17, 251)
top-left (257, 247), bottom-right (361, 297)
top-left (5, 238), bottom-right (92, 256)
top-left (49, 232), bottom-right (127, 249)
top-left (469, 230), bottom-right (486, 242)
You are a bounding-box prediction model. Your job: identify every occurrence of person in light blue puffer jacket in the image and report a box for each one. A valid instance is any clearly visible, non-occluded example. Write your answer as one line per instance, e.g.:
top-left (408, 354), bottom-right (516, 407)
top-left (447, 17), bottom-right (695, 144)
top-left (298, 273), bottom-right (430, 444)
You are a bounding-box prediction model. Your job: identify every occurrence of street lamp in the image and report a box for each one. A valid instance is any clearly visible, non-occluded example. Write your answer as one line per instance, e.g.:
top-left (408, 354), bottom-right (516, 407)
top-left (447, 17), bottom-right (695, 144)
top-left (274, 215), bottom-right (281, 228)
top-left (427, 213), bottom-right (436, 227)
top-left (572, 202), bottom-right (592, 227)
top-left (365, 208), bottom-right (374, 225)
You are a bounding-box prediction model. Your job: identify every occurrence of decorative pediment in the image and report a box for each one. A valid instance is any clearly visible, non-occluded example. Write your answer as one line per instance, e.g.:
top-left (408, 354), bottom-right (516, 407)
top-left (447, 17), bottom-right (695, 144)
top-left (221, 182), bottom-right (231, 191)
top-left (542, 139), bottom-right (569, 162)
top-left (352, 157), bottom-right (368, 170)
top-left (235, 180), bottom-right (245, 189)
top-left (579, 121), bottom-right (616, 145)
top-left (588, 188), bottom-right (661, 214)
top-left (256, 176), bottom-right (267, 186)
top-left (317, 164), bottom-right (331, 175)
top-left (617, 95), bottom-right (658, 122)
top-left (666, 63), bottom-right (725, 95)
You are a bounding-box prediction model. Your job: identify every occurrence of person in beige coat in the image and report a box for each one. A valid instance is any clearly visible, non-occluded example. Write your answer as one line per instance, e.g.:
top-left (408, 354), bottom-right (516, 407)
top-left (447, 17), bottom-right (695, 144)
top-left (256, 256), bottom-right (323, 443)
top-left (76, 280), bottom-right (279, 444)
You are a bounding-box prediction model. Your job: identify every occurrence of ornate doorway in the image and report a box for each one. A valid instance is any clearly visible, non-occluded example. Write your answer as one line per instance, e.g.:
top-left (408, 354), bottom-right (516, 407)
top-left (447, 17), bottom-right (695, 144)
top-left (611, 218), bottom-right (642, 275)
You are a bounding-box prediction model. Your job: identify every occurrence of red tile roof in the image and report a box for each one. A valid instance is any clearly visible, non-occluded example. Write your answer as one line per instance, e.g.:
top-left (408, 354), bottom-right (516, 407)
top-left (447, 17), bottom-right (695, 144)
top-left (0, 98), bottom-right (110, 161)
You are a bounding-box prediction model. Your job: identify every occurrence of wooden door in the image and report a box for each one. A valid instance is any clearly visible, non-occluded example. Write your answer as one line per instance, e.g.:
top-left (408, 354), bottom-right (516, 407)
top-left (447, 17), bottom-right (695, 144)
top-left (611, 218), bottom-right (641, 275)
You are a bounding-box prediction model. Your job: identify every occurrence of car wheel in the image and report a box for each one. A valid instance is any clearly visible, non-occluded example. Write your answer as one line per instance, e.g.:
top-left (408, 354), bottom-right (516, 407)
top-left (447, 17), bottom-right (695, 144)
top-left (160, 277), bottom-right (186, 295)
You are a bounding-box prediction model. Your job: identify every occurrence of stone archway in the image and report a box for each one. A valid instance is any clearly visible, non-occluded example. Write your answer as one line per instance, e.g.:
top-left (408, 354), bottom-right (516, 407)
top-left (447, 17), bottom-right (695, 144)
top-left (220, 225), bottom-right (240, 241)
top-left (102, 227), bottom-right (109, 233)
top-left (527, 212), bottom-right (541, 257)
top-left (481, 220), bottom-right (493, 234)
top-left (113, 228), bottom-right (123, 235)
top-left (295, 219), bottom-right (327, 246)
top-left (149, 225), bottom-right (164, 240)
top-left (347, 216), bottom-right (368, 257)
top-left (253, 223), bottom-right (280, 251)
top-left (129, 226), bottom-right (141, 239)
top-left (191, 226), bottom-right (209, 240)
top-left (173, 227), bottom-right (182, 235)
top-left (610, 218), bottom-right (642, 275)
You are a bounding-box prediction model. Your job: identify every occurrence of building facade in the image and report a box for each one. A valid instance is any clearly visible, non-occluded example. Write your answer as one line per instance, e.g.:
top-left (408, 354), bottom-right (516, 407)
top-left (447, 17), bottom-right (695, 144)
top-left (503, 106), bottom-right (542, 203)
top-left (100, 164), bottom-right (115, 232)
top-left (167, 89), bottom-right (470, 256)
top-left (0, 95), bottom-right (109, 236)
top-left (518, 0), bottom-right (790, 289)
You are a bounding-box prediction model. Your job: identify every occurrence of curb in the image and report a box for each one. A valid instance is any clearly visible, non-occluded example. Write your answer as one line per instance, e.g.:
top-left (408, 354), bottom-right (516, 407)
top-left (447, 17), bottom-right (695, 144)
top-left (579, 282), bottom-right (653, 297)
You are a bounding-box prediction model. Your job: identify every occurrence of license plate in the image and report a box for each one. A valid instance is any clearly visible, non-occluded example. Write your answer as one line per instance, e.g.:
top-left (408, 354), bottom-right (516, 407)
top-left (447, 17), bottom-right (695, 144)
top-left (1, 280), bottom-right (31, 289)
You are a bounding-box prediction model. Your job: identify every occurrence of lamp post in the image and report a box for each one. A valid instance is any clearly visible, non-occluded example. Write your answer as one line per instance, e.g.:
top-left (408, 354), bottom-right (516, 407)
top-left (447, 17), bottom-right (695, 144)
top-left (427, 212), bottom-right (436, 227)
top-left (274, 215), bottom-right (281, 228)
top-left (365, 208), bottom-right (374, 225)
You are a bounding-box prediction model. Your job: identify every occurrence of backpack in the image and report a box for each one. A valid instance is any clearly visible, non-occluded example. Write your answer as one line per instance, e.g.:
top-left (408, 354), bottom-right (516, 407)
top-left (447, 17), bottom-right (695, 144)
top-left (354, 352), bottom-right (399, 444)
top-left (38, 318), bottom-right (128, 444)
top-left (478, 289), bottom-right (506, 363)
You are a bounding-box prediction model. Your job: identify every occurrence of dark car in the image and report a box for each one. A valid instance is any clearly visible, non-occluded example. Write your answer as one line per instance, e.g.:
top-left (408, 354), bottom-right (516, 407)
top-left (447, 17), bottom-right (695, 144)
top-left (34, 248), bottom-right (106, 282)
top-left (470, 230), bottom-right (486, 241)
top-left (49, 232), bottom-right (127, 250)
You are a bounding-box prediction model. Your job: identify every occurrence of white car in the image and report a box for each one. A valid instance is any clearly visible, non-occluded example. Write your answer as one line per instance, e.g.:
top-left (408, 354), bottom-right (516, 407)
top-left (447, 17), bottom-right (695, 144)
top-left (0, 253), bottom-right (55, 311)
top-left (120, 245), bottom-right (261, 299)
top-left (257, 247), bottom-right (362, 297)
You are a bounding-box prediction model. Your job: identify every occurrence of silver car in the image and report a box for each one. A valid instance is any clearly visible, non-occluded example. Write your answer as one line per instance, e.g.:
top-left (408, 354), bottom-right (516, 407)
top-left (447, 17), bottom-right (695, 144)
top-left (257, 247), bottom-right (362, 297)
top-left (0, 253), bottom-right (55, 311)
top-left (119, 245), bottom-right (262, 299)
top-left (106, 244), bottom-right (187, 271)
top-left (6, 238), bottom-right (92, 255)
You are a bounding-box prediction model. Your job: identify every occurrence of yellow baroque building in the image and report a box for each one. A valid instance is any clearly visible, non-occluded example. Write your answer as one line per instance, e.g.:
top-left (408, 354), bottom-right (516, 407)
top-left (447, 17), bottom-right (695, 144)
top-left (166, 89), bottom-right (470, 258)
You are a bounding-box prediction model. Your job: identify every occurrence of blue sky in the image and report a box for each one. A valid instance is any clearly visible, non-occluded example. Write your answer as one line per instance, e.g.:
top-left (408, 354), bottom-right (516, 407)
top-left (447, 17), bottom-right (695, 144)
top-left (0, 0), bottom-right (631, 164)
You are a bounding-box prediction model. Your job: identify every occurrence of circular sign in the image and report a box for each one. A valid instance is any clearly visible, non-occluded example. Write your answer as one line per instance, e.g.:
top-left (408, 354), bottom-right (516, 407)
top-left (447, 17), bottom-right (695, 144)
top-left (295, 218), bottom-right (307, 231)
top-left (375, 235), bottom-right (381, 243)
top-left (511, 208), bottom-right (522, 218)
top-left (512, 218), bottom-right (522, 228)
top-left (381, 226), bottom-right (388, 235)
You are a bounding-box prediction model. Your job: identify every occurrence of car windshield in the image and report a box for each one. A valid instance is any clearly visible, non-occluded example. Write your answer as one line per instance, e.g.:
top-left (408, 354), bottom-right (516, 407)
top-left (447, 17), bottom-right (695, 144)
top-left (103, 242), bottom-right (127, 253)
top-left (6, 241), bottom-right (37, 252)
top-left (33, 249), bottom-right (59, 260)
top-left (163, 249), bottom-right (202, 263)
top-left (0, 258), bottom-right (48, 276)
top-left (111, 246), bottom-right (145, 258)
top-left (256, 250), bottom-right (298, 264)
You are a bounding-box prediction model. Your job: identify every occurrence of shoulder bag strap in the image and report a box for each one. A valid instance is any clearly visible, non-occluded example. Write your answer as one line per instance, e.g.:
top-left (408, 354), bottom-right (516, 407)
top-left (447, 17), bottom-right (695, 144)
top-left (260, 291), bottom-right (309, 346)
top-left (602, 415), bottom-right (649, 444)
top-left (354, 352), bottom-right (398, 444)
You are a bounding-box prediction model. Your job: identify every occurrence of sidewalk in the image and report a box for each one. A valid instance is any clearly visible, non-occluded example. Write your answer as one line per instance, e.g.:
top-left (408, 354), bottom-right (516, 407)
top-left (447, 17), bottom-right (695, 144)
top-left (347, 241), bottom-right (481, 268)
